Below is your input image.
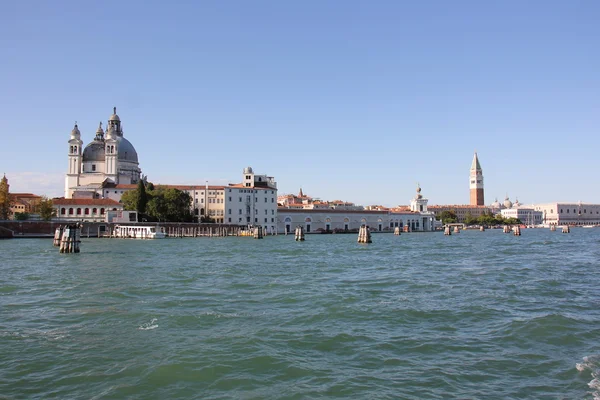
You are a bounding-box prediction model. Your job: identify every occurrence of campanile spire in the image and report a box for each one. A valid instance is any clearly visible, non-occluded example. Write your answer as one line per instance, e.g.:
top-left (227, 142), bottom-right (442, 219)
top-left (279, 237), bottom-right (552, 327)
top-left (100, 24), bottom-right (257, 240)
top-left (469, 152), bottom-right (484, 205)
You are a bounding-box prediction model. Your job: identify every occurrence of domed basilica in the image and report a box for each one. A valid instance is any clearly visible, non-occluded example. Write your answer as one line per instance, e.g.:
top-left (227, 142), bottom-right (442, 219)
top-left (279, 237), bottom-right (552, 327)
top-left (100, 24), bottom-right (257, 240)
top-left (65, 107), bottom-right (142, 198)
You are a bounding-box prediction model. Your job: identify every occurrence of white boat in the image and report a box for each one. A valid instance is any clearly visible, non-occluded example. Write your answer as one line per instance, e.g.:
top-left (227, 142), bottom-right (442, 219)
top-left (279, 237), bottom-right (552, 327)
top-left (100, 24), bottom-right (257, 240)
top-left (113, 225), bottom-right (166, 239)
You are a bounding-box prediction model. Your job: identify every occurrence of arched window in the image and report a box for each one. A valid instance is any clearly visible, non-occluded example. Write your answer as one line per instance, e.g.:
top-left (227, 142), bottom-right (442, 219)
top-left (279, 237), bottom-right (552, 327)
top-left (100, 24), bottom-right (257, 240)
top-left (77, 208), bottom-right (82, 215)
top-left (61, 208), bottom-right (66, 215)
top-left (305, 217), bottom-right (312, 223)
top-left (92, 208), bottom-right (97, 214)
top-left (85, 208), bottom-right (90, 215)
top-left (100, 208), bottom-right (105, 215)
top-left (113, 208), bottom-right (117, 211)
top-left (68, 208), bottom-right (74, 215)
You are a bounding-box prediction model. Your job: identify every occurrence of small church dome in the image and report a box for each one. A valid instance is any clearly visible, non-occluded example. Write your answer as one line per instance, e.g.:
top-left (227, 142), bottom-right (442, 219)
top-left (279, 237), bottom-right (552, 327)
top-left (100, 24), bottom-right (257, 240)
top-left (109, 106), bottom-right (120, 122)
top-left (491, 198), bottom-right (501, 208)
top-left (70, 123), bottom-right (80, 139)
top-left (243, 166), bottom-right (253, 174)
top-left (504, 196), bottom-right (513, 209)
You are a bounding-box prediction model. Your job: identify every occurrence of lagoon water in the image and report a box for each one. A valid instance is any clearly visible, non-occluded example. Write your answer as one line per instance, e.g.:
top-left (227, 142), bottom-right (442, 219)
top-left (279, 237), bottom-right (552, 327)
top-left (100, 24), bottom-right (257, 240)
top-left (1, 229), bottom-right (600, 399)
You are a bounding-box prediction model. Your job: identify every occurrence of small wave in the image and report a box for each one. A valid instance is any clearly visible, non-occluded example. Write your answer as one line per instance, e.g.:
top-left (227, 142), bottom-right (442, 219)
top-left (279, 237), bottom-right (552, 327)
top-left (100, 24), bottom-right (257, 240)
top-left (203, 311), bottom-right (240, 318)
top-left (576, 355), bottom-right (600, 398)
top-left (138, 318), bottom-right (158, 330)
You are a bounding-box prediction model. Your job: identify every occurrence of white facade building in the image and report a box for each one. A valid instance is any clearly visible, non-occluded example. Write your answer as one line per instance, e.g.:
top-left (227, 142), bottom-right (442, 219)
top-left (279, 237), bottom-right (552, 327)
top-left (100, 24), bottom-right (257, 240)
top-left (54, 198), bottom-right (123, 222)
top-left (500, 207), bottom-right (543, 225)
top-left (532, 202), bottom-right (600, 226)
top-left (225, 167), bottom-right (278, 233)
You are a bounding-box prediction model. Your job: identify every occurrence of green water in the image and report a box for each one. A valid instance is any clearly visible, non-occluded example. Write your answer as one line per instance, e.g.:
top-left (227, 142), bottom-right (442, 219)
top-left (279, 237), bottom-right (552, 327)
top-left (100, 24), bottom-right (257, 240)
top-left (1, 229), bottom-right (599, 399)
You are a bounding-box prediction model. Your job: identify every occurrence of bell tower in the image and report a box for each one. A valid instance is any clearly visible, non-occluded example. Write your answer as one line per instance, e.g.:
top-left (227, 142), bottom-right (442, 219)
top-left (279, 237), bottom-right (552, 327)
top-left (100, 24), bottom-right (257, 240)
top-left (469, 152), bottom-right (484, 206)
top-left (65, 123), bottom-right (83, 198)
top-left (105, 109), bottom-right (119, 183)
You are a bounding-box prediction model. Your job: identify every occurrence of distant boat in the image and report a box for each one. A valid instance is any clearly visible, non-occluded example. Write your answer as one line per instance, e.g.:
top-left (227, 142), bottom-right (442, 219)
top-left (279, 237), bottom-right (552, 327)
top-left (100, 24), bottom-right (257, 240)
top-left (114, 225), bottom-right (166, 239)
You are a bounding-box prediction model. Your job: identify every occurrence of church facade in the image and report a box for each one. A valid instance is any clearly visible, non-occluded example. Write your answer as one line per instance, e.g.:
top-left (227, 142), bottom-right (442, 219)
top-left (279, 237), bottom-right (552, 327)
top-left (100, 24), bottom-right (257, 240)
top-left (65, 107), bottom-right (141, 199)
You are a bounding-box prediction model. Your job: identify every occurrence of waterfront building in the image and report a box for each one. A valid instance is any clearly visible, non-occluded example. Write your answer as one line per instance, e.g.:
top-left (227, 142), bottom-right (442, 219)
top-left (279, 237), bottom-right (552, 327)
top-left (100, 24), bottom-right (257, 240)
top-left (1, 175), bottom-right (44, 219)
top-left (277, 185), bottom-right (437, 234)
top-left (469, 152), bottom-right (484, 206)
top-left (155, 167), bottom-right (278, 231)
top-left (225, 167), bottom-right (278, 233)
top-left (9, 193), bottom-right (43, 219)
top-left (53, 198), bottom-right (123, 222)
top-left (532, 202), bottom-right (600, 226)
top-left (65, 107), bottom-right (142, 199)
top-left (500, 207), bottom-right (543, 225)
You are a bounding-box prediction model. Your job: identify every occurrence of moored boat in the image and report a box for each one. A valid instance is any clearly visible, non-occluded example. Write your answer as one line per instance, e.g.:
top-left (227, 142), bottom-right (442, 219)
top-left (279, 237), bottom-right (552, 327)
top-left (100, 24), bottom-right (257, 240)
top-left (113, 225), bottom-right (166, 239)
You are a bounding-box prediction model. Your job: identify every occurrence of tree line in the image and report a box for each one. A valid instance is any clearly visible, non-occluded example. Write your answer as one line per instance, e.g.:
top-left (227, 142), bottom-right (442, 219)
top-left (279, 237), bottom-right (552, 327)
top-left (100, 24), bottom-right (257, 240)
top-left (437, 210), bottom-right (521, 226)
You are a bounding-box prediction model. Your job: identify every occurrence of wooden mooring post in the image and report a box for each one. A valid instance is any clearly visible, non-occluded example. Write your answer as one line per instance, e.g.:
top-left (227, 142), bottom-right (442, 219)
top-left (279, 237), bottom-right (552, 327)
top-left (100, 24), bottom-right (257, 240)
top-left (53, 226), bottom-right (63, 246)
top-left (294, 225), bottom-right (305, 241)
top-left (59, 224), bottom-right (81, 253)
top-left (357, 225), bottom-right (372, 243)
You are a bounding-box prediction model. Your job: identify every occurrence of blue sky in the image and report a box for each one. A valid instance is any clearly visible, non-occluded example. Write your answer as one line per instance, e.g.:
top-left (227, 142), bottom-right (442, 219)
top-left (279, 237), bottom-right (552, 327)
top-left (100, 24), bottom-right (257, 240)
top-left (1, 1), bottom-right (598, 206)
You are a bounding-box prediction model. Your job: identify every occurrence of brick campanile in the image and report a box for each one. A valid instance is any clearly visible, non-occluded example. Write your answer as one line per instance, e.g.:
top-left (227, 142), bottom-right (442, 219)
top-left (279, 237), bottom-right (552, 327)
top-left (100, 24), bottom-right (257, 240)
top-left (469, 152), bottom-right (484, 206)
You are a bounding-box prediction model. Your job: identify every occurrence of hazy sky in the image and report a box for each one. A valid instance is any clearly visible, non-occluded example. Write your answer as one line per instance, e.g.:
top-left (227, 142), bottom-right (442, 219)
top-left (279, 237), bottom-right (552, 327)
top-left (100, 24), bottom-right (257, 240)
top-left (1, 1), bottom-right (598, 206)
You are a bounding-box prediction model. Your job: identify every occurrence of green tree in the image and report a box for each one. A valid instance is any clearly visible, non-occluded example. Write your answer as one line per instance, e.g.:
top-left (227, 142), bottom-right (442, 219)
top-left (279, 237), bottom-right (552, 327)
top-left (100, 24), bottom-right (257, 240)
top-left (145, 187), bottom-right (192, 222)
top-left (121, 189), bottom-right (139, 211)
top-left (38, 196), bottom-right (55, 221)
top-left (0, 177), bottom-right (12, 220)
top-left (477, 213), bottom-right (498, 226)
top-left (464, 212), bottom-right (476, 225)
top-left (14, 212), bottom-right (30, 220)
top-left (440, 210), bottom-right (457, 224)
top-left (136, 180), bottom-right (148, 216)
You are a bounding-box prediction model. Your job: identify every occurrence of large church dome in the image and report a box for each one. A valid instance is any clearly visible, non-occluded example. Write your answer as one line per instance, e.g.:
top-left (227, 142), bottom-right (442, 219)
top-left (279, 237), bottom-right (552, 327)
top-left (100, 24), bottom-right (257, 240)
top-left (118, 137), bottom-right (138, 163)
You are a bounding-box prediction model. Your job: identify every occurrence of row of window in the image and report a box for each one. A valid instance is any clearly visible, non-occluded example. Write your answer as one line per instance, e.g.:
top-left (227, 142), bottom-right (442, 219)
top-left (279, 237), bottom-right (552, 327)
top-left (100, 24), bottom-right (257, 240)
top-left (227, 217), bottom-right (275, 223)
top-left (559, 208), bottom-right (599, 214)
top-left (82, 164), bottom-right (97, 172)
top-left (193, 196), bottom-right (276, 204)
top-left (193, 189), bottom-right (275, 195)
top-left (60, 207), bottom-right (114, 215)
top-left (228, 209), bottom-right (275, 215)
